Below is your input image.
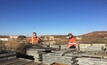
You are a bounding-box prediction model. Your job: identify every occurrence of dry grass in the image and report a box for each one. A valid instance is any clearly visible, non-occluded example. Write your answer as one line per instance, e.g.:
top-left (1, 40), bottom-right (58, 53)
top-left (4, 38), bottom-right (29, 54)
top-left (5, 39), bottom-right (19, 50)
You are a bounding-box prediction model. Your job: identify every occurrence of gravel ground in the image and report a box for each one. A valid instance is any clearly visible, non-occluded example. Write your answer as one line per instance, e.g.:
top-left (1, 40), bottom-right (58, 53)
top-left (0, 58), bottom-right (45, 65)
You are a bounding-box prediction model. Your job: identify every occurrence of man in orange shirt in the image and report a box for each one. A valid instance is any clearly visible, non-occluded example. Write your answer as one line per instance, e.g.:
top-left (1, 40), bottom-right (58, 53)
top-left (30, 32), bottom-right (40, 44)
top-left (67, 33), bottom-right (76, 48)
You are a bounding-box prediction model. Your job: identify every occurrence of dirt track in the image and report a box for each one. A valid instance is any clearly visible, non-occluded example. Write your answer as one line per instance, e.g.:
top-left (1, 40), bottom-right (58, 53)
top-left (0, 58), bottom-right (44, 65)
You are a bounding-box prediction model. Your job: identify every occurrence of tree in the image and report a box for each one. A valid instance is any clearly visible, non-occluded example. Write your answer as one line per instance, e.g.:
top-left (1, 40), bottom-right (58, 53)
top-left (18, 35), bottom-right (26, 39)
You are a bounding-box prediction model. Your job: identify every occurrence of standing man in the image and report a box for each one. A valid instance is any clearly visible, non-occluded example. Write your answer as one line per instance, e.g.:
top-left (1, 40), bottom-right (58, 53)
top-left (30, 32), bottom-right (40, 44)
top-left (67, 33), bottom-right (76, 49)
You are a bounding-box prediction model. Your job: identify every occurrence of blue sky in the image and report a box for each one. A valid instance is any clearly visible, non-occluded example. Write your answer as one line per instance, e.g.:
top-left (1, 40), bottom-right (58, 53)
top-left (0, 0), bottom-right (107, 36)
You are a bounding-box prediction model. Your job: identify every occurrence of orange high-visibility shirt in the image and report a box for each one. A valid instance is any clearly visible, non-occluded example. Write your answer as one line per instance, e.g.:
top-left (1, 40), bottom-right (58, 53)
top-left (68, 37), bottom-right (76, 46)
top-left (30, 37), bottom-right (39, 44)
top-left (69, 38), bottom-right (76, 43)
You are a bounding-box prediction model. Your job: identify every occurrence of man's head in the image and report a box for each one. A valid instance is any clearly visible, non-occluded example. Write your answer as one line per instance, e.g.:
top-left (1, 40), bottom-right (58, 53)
top-left (68, 33), bottom-right (73, 38)
top-left (33, 32), bottom-right (37, 37)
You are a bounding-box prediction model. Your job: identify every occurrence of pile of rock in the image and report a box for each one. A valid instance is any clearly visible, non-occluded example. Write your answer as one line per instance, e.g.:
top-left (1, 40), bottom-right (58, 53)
top-left (42, 49), bottom-right (78, 65)
top-left (77, 57), bottom-right (107, 65)
top-left (0, 50), bottom-right (16, 61)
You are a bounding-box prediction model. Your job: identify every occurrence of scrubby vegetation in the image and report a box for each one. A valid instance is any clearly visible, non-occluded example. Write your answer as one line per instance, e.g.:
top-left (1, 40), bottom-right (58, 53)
top-left (79, 31), bottom-right (107, 44)
top-left (0, 36), bottom-right (29, 54)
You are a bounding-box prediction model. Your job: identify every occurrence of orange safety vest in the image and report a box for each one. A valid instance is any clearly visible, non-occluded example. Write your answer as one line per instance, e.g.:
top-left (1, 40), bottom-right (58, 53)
top-left (68, 37), bottom-right (76, 47)
top-left (30, 37), bottom-right (39, 44)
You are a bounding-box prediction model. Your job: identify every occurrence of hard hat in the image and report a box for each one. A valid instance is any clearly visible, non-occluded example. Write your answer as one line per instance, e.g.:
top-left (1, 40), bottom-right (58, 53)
top-left (68, 33), bottom-right (72, 36)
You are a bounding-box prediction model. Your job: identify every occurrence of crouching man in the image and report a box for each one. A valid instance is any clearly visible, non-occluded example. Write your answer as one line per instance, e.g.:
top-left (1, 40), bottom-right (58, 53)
top-left (67, 33), bottom-right (76, 49)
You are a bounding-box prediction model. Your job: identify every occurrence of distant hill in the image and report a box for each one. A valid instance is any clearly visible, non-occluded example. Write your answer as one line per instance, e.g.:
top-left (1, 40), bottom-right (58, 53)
top-left (79, 31), bottom-right (107, 44)
top-left (0, 35), bottom-right (10, 38)
top-left (80, 31), bottom-right (107, 37)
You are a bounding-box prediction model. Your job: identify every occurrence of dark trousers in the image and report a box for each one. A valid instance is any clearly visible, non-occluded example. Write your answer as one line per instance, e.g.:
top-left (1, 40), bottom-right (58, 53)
top-left (69, 45), bottom-right (76, 48)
